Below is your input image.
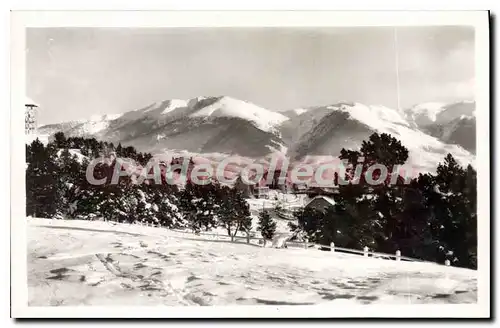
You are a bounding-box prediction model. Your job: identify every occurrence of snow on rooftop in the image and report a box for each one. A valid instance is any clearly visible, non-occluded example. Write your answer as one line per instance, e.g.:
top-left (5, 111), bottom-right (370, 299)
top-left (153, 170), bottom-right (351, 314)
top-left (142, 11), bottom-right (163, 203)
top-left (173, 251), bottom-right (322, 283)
top-left (306, 195), bottom-right (336, 207)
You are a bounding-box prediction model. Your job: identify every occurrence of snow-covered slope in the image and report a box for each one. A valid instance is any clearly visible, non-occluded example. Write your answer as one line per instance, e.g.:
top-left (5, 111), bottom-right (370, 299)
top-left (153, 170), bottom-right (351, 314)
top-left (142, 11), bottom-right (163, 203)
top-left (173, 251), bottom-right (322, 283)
top-left (283, 102), bottom-right (474, 172)
top-left (423, 116), bottom-right (476, 153)
top-left (402, 102), bottom-right (447, 127)
top-left (403, 101), bottom-right (475, 127)
top-left (402, 101), bottom-right (476, 153)
top-left (27, 218), bottom-right (477, 306)
top-left (189, 96), bottom-right (288, 133)
top-left (39, 114), bottom-right (123, 138)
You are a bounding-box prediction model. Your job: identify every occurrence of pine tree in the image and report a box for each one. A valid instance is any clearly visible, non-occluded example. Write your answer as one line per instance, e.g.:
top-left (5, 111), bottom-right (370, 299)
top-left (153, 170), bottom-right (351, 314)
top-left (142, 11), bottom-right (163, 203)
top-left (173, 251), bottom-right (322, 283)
top-left (336, 132), bottom-right (411, 252)
top-left (215, 185), bottom-right (252, 240)
top-left (26, 139), bottom-right (59, 217)
top-left (53, 132), bottom-right (67, 148)
top-left (116, 143), bottom-right (123, 157)
top-left (257, 209), bottom-right (276, 242)
top-left (234, 174), bottom-right (252, 198)
top-left (179, 181), bottom-right (219, 232)
top-left (291, 207), bottom-right (324, 243)
top-left (217, 186), bottom-right (238, 236)
top-left (54, 148), bottom-right (82, 217)
top-left (430, 154), bottom-right (477, 268)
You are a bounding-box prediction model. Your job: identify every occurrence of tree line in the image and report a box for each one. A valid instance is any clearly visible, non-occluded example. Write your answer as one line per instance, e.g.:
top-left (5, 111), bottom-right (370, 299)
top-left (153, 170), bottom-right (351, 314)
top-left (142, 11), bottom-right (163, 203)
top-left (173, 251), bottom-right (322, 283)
top-left (26, 132), bottom-right (255, 238)
top-left (26, 131), bottom-right (477, 269)
top-left (289, 133), bottom-right (477, 269)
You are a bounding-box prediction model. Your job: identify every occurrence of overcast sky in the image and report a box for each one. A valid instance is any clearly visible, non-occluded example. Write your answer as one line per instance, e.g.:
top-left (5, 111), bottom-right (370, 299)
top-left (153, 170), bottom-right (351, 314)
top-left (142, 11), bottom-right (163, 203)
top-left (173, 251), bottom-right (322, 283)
top-left (27, 27), bottom-right (474, 125)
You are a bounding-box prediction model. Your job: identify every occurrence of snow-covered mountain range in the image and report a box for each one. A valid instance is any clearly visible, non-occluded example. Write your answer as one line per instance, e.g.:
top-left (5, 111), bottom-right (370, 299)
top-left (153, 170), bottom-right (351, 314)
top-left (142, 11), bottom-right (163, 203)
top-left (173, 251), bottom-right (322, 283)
top-left (38, 96), bottom-right (476, 173)
top-left (401, 101), bottom-right (476, 153)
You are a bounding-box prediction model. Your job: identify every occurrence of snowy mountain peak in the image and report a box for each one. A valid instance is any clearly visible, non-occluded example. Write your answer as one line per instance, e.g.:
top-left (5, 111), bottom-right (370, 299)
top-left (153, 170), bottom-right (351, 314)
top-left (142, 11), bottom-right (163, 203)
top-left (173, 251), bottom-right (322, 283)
top-left (188, 96), bottom-right (289, 132)
top-left (162, 99), bottom-right (189, 114)
top-left (403, 100), bottom-right (475, 127)
top-left (329, 102), bottom-right (410, 128)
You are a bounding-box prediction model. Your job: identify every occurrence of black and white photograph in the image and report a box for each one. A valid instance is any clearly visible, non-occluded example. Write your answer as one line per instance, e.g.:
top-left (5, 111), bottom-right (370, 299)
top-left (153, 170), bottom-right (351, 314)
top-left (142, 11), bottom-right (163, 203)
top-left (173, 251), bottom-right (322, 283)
top-left (10, 10), bottom-right (490, 318)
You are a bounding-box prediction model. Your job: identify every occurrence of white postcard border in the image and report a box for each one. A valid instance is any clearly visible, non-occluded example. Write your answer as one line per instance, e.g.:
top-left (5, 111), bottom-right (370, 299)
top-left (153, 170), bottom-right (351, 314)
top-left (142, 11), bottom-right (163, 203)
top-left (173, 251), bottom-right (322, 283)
top-left (10, 10), bottom-right (490, 318)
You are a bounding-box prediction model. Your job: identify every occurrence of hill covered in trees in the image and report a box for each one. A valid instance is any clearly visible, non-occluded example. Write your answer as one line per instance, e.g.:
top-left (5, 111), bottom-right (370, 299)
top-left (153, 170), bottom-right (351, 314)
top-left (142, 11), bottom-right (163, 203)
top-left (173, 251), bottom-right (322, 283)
top-left (25, 131), bottom-right (477, 269)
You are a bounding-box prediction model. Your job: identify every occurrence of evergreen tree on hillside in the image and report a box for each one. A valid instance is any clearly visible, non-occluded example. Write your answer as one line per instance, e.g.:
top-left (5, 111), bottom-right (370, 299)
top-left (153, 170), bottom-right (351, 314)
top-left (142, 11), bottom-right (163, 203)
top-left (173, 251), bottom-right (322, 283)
top-left (216, 186), bottom-right (252, 240)
top-left (116, 143), bottom-right (123, 157)
top-left (425, 154), bottom-right (477, 268)
top-left (333, 190), bottom-right (380, 249)
top-left (138, 182), bottom-right (182, 227)
top-left (257, 209), bottom-right (276, 241)
top-left (390, 182), bottom-right (434, 259)
top-left (54, 132), bottom-right (67, 149)
top-left (54, 149), bottom-right (83, 217)
top-left (26, 139), bottom-right (59, 217)
top-left (316, 202), bottom-right (356, 247)
top-left (360, 132), bottom-right (409, 168)
top-left (234, 194), bottom-right (252, 235)
top-left (74, 158), bottom-right (114, 219)
top-left (216, 185), bottom-right (237, 236)
top-left (291, 207), bottom-right (324, 243)
top-left (336, 132), bottom-right (410, 253)
top-left (234, 174), bottom-right (252, 198)
top-left (179, 180), bottom-right (219, 232)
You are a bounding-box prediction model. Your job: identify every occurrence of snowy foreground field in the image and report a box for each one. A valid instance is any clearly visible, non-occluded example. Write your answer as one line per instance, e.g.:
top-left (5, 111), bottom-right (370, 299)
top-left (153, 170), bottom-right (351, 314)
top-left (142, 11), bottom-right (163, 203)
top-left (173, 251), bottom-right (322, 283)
top-left (27, 218), bottom-right (477, 306)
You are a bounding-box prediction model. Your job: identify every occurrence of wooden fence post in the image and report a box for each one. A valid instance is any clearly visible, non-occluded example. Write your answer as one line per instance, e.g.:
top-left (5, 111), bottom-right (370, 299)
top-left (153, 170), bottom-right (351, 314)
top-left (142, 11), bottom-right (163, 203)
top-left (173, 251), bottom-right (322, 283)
top-left (395, 250), bottom-right (401, 261)
top-left (363, 246), bottom-right (369, 257)
top-left (330, 242), bottom-right (335, 253)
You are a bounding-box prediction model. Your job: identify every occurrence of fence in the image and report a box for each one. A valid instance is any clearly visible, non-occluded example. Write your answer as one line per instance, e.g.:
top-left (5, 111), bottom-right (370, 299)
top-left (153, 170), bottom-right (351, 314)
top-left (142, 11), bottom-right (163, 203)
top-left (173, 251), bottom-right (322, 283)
top-left (130, 220), bottom-right (451, 267)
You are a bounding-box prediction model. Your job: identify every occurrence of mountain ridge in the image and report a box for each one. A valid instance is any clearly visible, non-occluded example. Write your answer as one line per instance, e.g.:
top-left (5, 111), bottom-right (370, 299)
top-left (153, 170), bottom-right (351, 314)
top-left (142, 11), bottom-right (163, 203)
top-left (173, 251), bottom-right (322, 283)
top-left (37, 96), bottom-right (476, 173)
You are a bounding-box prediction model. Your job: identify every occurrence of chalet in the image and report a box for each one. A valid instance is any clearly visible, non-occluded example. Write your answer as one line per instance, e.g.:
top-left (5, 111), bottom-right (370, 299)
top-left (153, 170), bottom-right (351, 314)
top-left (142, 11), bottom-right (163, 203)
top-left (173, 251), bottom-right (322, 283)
top-left (304, 195), bottom-right (336, 213)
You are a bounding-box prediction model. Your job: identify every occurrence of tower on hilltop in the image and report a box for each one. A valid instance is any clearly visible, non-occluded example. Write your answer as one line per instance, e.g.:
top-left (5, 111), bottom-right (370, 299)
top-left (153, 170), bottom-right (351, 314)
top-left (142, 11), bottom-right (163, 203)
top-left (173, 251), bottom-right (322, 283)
top-left (25, 102), bottom-right (39, 135)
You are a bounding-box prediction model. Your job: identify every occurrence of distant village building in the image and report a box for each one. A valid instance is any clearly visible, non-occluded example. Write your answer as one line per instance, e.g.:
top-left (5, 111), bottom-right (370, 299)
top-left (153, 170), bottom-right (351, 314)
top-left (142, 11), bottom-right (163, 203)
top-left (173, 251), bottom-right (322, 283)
top-left (307, 185), bottom-right (339, 198)
top-left (292, 183), bottom-right (308, 193)
top-left (304, 195), bottom-right (337, 213)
